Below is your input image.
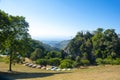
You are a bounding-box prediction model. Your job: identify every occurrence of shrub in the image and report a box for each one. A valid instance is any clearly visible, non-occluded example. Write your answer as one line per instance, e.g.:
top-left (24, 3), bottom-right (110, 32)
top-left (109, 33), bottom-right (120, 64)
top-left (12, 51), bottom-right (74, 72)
top-left (103, 58), bottom-right (112, 64)
top-left (73, 61), bottom-right (81, 68)
top-left (111, 58), bottom-right (120, 65)
top-left (36, 59), bottom-right (48, 66)
top-left (30, 48), bottom-right (44, 61)
top-left (115, 58), bottom-right (120, 65)
top-left (81, 59), bottom-right (90, 66)
top-left (96, 58), bottom-right (104, 65)
top-left (48, 58), bottom-right (61, 66)
top-left (59, 59), bottom-right (74, 68)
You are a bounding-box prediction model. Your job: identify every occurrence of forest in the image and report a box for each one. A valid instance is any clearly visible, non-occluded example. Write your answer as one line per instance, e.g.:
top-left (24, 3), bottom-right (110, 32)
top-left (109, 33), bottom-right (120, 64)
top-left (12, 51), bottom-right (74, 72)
top-left (0, 10), bottom-right (120, 71)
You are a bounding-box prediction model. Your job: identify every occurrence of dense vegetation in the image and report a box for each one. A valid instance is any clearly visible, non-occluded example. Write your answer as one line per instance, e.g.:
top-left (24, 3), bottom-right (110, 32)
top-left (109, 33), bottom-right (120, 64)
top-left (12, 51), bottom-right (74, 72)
top-left (0, 10), bottom-right (30, 71)
top-left (1, 10), bottom-right (120, 70)
top-left (64, 28), bottom-right (120, 66)
top-left (31, 28), bottom-right (120, 68)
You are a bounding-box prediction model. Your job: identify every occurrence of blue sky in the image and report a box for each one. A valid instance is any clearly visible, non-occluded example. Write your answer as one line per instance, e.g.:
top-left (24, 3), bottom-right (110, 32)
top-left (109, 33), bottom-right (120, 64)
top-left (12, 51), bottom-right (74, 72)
top-left (0, 0), bottom-right (120, 41)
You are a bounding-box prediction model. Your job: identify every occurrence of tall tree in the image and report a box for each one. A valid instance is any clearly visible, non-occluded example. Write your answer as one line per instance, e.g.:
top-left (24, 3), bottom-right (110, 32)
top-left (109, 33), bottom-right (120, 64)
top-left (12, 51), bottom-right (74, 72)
top-left (0, 10), bottom-right (30, 71)
top-left (30, 48), bottom-right (45, 61)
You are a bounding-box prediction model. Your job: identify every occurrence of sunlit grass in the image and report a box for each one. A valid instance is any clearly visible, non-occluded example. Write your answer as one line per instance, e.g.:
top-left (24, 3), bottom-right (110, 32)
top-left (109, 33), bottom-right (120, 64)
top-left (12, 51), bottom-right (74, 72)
top-left (0, 57), bottom-right (5, 62)
top-left (0, 62), bottom-right (120, 80)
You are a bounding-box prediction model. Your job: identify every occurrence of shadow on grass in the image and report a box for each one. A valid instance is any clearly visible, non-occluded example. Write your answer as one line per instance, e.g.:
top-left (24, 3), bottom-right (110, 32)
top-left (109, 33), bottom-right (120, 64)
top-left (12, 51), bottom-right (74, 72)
top-left (0, 71), bottom-right (71, 80)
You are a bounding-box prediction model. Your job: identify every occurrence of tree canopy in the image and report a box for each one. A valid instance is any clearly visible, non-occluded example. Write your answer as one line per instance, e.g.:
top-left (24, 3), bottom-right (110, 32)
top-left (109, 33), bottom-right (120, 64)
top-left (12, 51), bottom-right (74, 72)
top-left (0, 10), bottom-right (30, 71)
top-left (64, 28), bottom-right (120, 65)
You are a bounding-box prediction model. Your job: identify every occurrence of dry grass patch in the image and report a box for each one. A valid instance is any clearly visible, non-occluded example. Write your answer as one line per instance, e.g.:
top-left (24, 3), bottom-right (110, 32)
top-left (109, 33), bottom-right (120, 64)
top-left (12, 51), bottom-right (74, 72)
top-left (0, 62), bottom-right (120, 80)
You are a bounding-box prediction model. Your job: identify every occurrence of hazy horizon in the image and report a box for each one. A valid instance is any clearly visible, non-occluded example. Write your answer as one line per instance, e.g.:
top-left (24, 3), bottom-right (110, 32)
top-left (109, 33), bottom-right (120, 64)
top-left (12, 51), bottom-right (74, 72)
top-left (0, 0), bottom-right (120, 41)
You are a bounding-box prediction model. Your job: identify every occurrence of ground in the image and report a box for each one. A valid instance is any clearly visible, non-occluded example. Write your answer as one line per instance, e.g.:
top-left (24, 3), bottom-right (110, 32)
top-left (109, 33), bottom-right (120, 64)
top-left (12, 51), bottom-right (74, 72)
top-left (0, 62), bottom-right (120, 80)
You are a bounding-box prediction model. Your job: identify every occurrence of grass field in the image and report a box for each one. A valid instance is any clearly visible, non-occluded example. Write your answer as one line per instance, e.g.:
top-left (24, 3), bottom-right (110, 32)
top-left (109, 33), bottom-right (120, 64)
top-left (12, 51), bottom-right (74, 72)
top-left (0, 62), bottom-right (120, 80)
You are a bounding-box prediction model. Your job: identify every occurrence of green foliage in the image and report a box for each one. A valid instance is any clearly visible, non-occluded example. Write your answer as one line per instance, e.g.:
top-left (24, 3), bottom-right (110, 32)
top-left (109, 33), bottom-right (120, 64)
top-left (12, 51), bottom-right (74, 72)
top-left (0, 10), bottom-right (30, 71)
top-left (64, 31), bottom-right (93, 63)
top-left (48, 58), bottom-right (61, 66)
top-left (46, 51), bottom-right (61, 59)
top-left (4, 56), bottom-right (9, 63)
top-left (115, 58), bottom-right (120, 65)
top-left (30, 48), bottom-right (45, 61)
top-left (64, 28), bottom-right (120, 66)
top-left (72, 56), bottom-right (81, 68)
top-left (96, 58), bottom-right (104, 65)
top-left (96, 58), bottom-right (120, 65)
top-left (103, 58), bottom-right (112, 64)
top-left (26, 39), bottom-right (46, 58)
top-left (75, 56), bottom-right (81, 62)
top-left (36, 59), bottom-right (48, 66)
top-left (81, 59), bottom-right (90, 66)
top-left (105, 58), bottom-right (120, 65)
top-left (73, 61), bottom-right (81, 68)
top-left (59, 59), bottom-right (74, 68)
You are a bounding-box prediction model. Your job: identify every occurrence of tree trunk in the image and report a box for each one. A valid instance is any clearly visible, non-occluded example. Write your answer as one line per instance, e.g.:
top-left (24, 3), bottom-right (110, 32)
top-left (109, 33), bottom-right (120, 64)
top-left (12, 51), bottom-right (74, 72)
top-left (9, 52), bottom-right (12, 72)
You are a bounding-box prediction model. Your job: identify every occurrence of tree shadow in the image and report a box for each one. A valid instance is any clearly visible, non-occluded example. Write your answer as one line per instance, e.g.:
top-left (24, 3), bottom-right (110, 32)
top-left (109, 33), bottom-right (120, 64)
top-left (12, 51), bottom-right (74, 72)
top-left (0, 71), bottom-right (71, 80)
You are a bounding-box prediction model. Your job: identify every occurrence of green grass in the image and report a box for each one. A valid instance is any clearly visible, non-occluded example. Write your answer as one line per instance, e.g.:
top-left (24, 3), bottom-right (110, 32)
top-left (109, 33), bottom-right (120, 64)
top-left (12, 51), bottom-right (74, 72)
top-left (0, 62), bottom-right (120, 80)
top-left (0, 57), bottom-right (5, 62)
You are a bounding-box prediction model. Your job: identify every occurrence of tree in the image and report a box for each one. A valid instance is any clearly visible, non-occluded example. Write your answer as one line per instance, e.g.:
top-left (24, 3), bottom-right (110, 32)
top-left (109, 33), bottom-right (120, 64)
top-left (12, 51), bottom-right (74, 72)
top-left (92, 28), bottom-right (104, 58)
top-left (48, 58), bottom-right (61, 66)
top-left (26, 39), bottom-right (46, 58)
top-left (0, 10), bottom-right (30, 71)
top-left (36, 59), bottom-right (48, 67)
top-left (104, 29), bottom-right (120, 58)
top-left (59, 59), bottom-right (74, 68)
top-left (96, 58), bottom-right (104, 65)
top-left (73, 56), bottom-right (81, 68)
top-left (30, 48), bottom-right (45, 61)
top-left (46, 51), bottom-right (61, 59)
top-left (64, 28), bottom-right (120, 66)
top-left (0, 10), bottom-right (10, 51)
top-left (81, 59), bottom-right (90, 66)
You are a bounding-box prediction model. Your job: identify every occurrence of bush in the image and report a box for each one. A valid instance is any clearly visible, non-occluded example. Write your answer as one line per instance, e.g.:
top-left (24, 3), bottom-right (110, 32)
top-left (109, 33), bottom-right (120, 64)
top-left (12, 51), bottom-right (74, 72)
top-left (81, 59), bottom-right (90, 66)
top-left (30, 48), bottom-right (44, 61)
top-left (115, 58), bottom-right (120, 65)
top-left (111, 58), bottom-right (120, 65)
top-left (46, 51), bottom-right (62, 59)
top-left (96, 58), bottom-right (120, 65)
top-left (36, 59), bottom-right (48, 66)
top-left (73, 61), bottom-right (81, 68)
top-left (96, 58), bottom-right (104, 65)
top-left (59, 59), bottom-right (74, 68)
top-left (103, 58), bottom-right (112, 64)
top-left (48, 58), bottom-right (61, 66)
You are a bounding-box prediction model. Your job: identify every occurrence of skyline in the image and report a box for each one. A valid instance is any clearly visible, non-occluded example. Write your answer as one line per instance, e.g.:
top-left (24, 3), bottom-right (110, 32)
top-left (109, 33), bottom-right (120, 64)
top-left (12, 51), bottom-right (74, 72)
top-left (0, 0), bottom-right (120, 41)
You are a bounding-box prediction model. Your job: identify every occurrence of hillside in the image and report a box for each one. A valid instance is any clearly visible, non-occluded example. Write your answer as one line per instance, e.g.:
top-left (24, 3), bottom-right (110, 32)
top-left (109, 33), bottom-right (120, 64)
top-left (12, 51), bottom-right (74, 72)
top-left (42, 40), bottom-right (70, 50)
top-left (64, 28), bottom-right (120, 65)
top-left (54, 40), bottom-right (70, 50)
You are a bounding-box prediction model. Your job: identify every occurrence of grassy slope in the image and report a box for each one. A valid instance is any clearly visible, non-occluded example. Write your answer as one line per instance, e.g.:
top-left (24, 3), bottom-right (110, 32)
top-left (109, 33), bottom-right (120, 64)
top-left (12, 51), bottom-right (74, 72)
top-left (0, 62), bottom-right (120, 80)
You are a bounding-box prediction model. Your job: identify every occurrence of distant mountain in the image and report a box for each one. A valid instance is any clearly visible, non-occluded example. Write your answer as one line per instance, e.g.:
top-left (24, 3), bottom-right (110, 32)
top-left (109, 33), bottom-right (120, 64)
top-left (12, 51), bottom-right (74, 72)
top-left (42, 41), bottom-right (60, 47)
top-left (41, 42), bottom-right (60, 51)
top-left (54, 40), bottom-right (70, 50)
top-left (31, 39), bottom-right (60, 51)
top-left (42, 40), bottom-right (70, 50)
